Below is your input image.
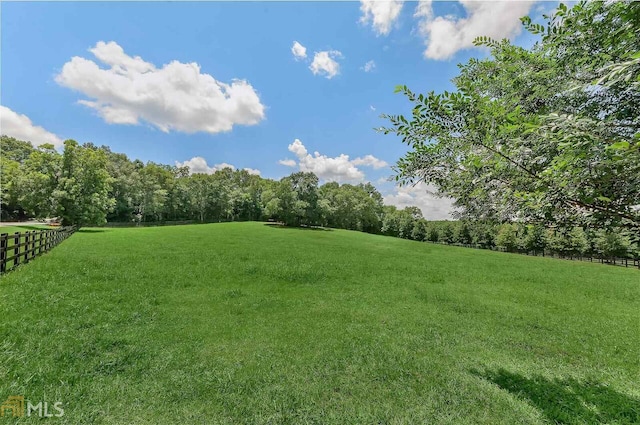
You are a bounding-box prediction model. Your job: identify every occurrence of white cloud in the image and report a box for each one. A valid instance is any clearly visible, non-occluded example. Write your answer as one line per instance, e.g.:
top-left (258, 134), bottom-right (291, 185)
top-left (176, 157), bottom-right (216, 174)
top-left (414, 0), bottom-right (534, 60)
top-left (56, 41), bottom-right (265, 134)
top-left (362, 60), bottom-right (376, 72)
top-left (175, 157), bottom-right (261, 175)
top-left (215, 162), bottom-right (236, 171)
top-left (281, 139), bottom-right (388, 183)
top-left (352, 154), bottom-right (388, 169)
top-left (360, 0), bottom-right (404, 36)
top-left (414, 0), bottom-right (434, 25)
top-left (0, 105), bottom-right (64, 148)
top-left (309, 50), bottom-right (342, 79)
top-left (279, 159), bottom-right (297, 167)
top-left (291, 41), bottom-right (307, 60)
top-left (370, 105), bottom-right (377, 111)
top-left (383, 182), bottom-right (456, 220)
top-left (244, 168), bottom-right (261, 176)
top-left (175, 157), bottom-right (229, 174)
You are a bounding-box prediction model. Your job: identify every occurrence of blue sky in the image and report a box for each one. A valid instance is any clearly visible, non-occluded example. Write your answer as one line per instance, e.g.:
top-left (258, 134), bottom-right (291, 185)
top-left (1, 1), bottom-right (551, 219)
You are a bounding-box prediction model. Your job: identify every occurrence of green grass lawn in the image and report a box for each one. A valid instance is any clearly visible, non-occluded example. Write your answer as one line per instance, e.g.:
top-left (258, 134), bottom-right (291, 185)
top-left (1, 222), bottom-right (638, 424)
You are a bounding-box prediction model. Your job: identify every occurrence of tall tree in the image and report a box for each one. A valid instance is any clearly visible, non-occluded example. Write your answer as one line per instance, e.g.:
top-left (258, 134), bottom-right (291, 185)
top-left (278, 172), bottom-right (319, 226)
top-left (55, 140), bottom-right (115, 226)
top-left (380, 1), bottom-right (640, 230)
top-left (16, 144), bottom-right (61, 219)
top-left (187, 173), bottom-right (214, 222)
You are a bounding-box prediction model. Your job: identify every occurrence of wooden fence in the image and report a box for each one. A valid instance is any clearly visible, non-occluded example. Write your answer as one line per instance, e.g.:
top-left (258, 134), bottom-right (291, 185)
top-left (440, 242), bottom-right (640, 269)
top-left (0, 226), bottom-right (76, 273)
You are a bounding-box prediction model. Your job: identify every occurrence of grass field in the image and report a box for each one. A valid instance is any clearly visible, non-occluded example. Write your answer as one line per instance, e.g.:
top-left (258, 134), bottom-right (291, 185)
top-left (0, 222), bottom-right (638, 424)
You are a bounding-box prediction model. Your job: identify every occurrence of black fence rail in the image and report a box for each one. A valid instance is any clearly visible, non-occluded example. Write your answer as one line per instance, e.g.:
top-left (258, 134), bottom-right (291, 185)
top-left (0, 226), bottom-right (76, 273)
top-left (440, 242), bottom-right (640, 269)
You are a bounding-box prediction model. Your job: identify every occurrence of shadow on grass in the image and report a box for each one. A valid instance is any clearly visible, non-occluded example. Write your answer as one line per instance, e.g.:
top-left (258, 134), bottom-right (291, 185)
top-left (263, 223), bottom-right (333, 231)
top-left (473, 368), bottom-right (640, 424)
top-left (77, 229), bottom-right (108, 233)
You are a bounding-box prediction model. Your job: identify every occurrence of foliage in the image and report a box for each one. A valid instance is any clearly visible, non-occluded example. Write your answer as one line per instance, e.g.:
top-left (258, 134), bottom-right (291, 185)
top-left (55, 140), bottom-right (115, 226)
top-left (546, 227), bottom-right (589, 257)
top-left (318, 182), bottom-right (384, 233)
top-left (411, 219), bottom-right (428, 242)
top-left (594, 230), bottom-right (631, 259)
top-left (440, 222), bottom-right (455, 244)
top-left (496, 224), bottom-right (519, 252)
top-left (380, 1), bottom-right (640, 231)
top-left (521, 224), bottom-right (547, 253)
top-left (381, 205), bottom-right (423, 239)
top-left (455, 221), bottom-right (473, 245)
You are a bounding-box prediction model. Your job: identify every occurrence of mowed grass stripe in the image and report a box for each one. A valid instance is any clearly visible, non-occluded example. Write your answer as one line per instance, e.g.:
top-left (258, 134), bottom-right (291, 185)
top-left (1, 222), bottom-right (638, 424)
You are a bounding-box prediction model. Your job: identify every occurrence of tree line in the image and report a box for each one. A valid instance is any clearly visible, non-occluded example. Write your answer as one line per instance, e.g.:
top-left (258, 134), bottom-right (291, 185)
top-left (0, 136), bottom-right (386, 231)
top-left (2, 134), bottom-right (637, 261)
top-left (381, 212), bottom-right (639, 261)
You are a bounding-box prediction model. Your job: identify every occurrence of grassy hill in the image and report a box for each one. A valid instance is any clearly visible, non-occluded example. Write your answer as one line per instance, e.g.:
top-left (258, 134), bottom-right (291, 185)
top-left (1, 222), bottom-right (638, 424)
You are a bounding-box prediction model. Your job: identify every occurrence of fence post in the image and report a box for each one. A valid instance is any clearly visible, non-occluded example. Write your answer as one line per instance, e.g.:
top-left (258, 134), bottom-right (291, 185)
top-left (13, 232), bottom-right (20, 267)
top-left (24, 231), bottom-right (30, 263)
top-left (0, 234), bottom-right (7, 273)
top-left (29, 231), bottom-right (34, 261)
top-left (27, 231), bottom-right (32, 260)
top-left (30, 231), bottom-right (35, 260)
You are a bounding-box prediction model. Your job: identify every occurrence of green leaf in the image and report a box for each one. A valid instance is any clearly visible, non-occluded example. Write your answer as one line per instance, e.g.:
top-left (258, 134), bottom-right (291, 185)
top-left (607, 141), bottom-right (630, 150)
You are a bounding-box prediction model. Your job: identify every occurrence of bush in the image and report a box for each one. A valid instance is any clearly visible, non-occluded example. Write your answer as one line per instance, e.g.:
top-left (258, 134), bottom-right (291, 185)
top-left (520, 224), bottom-right (546, 253)
top-left (594, 231), bottom-right (630, 259)
top-left (495, 224), bottom-right (518, 252)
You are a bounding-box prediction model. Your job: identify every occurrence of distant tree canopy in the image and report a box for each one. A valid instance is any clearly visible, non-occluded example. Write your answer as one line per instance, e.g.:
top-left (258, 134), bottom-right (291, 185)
top-left (0, 135), bottom-right (386, 230)
top-left (1, 137), bottom-right (114, 226)
top-left (381, 1), bottom-right (640, 231)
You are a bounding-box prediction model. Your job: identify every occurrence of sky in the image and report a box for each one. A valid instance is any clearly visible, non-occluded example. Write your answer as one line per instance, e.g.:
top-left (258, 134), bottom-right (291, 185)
top-left (0, 1), bottom-right (553, 219)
